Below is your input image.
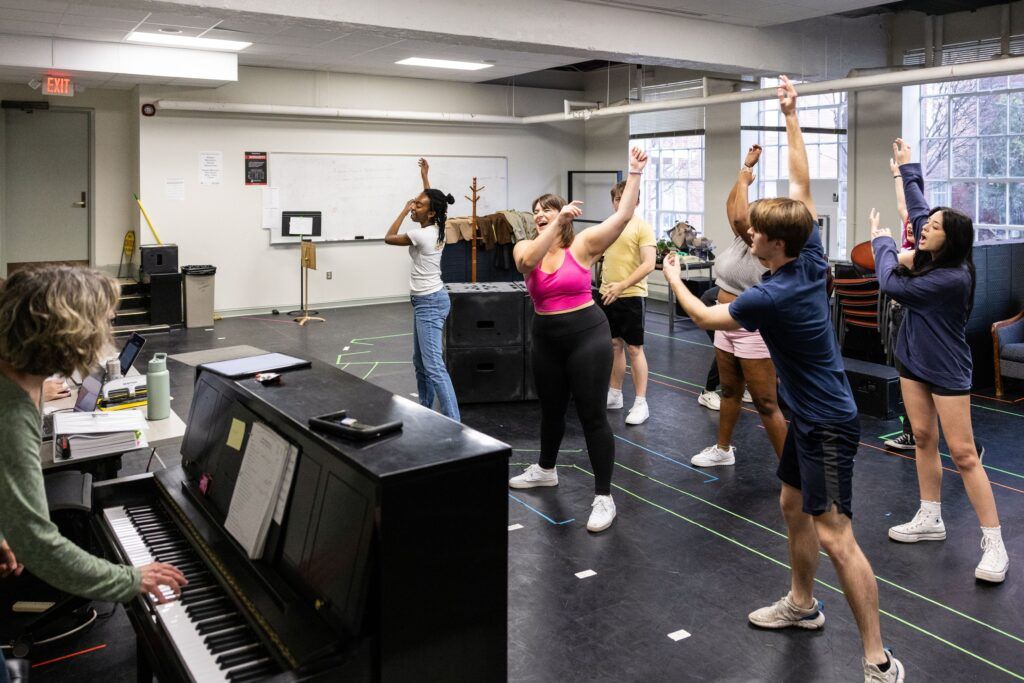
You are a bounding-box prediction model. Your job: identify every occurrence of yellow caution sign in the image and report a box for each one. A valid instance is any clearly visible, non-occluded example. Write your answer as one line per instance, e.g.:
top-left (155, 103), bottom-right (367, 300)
top-left (122, 230), bottom-right (135, 257)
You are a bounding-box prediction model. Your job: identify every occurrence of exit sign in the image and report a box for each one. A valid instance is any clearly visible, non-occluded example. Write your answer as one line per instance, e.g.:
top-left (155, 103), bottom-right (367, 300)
top-left (42, 76), bottom-right (74, 97)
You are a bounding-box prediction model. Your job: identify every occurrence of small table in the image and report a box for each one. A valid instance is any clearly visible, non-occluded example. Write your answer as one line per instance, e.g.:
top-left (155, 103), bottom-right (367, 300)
top-left (654, 258), bottom-right (714, 330)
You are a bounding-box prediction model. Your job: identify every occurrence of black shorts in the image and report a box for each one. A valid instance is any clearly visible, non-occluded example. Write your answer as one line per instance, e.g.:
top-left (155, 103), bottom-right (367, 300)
top-left (895, 359), bottom-right (970, 396)
top-left (597, 295), bottom-right (646, 346)
top-left (777, 414), bottom-right (859, 518)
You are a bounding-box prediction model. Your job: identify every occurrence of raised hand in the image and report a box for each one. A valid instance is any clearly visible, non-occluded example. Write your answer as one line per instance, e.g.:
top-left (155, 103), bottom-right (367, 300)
top-left (558, 200), bottom-right (584, 224)
top-left (889, 157), bottom-right (900, 176)
top-left (628, 147), bottom-right (648, 173)
top-left (777, 75), bottom-right (797, 116)
top-left (739, 166), bottom-right (756, 186)
top-left (743, 144), bottom-right (762, 168)
top-left (661, 252), bottom-right (681, 283)
top-left (869, 208), bottom-right (892, 241)
top-left (139, 562), bottom-right (187, 604)
top-left (418, 158), bottom-right (429, 174)
top-left (892, 138), bottom-right (912, 166)
top-left (0, 540), bottom-right (23, 579)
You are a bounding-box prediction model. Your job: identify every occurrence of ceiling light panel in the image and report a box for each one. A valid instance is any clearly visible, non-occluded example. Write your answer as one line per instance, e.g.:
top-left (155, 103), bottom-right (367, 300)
top-left (126, 31), bottom-right (251, 51)
top-left (396, 57), bottom-right (493, 70)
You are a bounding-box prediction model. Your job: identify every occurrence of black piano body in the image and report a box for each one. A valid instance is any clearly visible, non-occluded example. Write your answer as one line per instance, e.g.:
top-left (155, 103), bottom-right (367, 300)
top-left (91, 359), bottom-right (510, 681)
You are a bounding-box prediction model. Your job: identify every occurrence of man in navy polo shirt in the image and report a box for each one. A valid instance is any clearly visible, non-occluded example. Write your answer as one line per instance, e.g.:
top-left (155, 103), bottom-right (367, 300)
top-left (662, 76), bottom-right (903, 683)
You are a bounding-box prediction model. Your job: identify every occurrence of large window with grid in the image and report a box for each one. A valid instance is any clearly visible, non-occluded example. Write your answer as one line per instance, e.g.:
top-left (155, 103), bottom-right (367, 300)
top-left (915, 75), bottom-right (1024, 241)
top-left (629, 134), bottom-right (705, 239)
top-left (740, 79), bottom-right (848, 257)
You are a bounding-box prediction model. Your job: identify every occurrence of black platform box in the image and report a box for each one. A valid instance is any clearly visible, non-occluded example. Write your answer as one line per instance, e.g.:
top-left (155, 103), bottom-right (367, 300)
top-left (445, 283), bottom-right (525, 348)
top-left (446, 346), bottom-right (525, 403)
top-left (843, 357), bottom-right (903, 419)
top-left (140, 244), bottom-right (179, 275)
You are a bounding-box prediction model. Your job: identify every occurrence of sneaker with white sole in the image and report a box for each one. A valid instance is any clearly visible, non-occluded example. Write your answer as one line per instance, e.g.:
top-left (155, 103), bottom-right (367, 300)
top-left (625, 401), bottom-right (649, 425)
top-left (691, 444), bottom-right (736, 467)
top-left (697, 390), bottom-right (721, 411)
top-left (587, 495), bottom-right (616, 532)
top-left (742, 388), bottom-right (753, 403)
top-left (748, 594), bottom-right (824, 630)
top-left (863, 649), bottom-right (905, 683)
top-left (509, 464), bottom-right (558, 489)
top-left (884, 432), bottom-right (916, 450)
top-left (888, 507), bottom-right (946, 542)
top-left (607, 389), bottom-right (623, 410)
top-left (975, 533), bottom-right (1009, 583)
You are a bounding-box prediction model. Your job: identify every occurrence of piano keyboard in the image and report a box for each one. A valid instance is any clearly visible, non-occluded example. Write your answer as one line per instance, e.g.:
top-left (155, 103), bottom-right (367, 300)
top-left (104, 504), bottom-right (280, 682)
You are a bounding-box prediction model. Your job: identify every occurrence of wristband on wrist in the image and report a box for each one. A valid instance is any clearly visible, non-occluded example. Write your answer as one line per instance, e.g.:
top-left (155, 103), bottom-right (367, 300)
top-left (628, 171), bottom-right (642, 176)
top-left (893, 175), bottom-right (901, 179)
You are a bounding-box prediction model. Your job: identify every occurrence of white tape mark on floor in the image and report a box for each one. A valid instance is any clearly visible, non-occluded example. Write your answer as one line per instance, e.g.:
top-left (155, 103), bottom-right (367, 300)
top-left (667, 629), bottom-right (691, 641)
top-left (343, 346), bottom-right (350, 351)
top-left (575, 569), bottom-right (597, 579)
top-left (508, 524), bottom-right (523, 531)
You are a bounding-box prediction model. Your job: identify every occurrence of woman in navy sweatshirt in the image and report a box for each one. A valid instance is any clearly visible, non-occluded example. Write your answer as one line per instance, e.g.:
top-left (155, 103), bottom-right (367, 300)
top-left (868, 138), bottom-right (1008, 584)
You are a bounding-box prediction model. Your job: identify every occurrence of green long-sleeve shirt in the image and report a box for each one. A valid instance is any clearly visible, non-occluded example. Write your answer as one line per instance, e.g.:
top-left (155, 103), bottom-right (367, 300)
top-left (0, 374), bottom-right (140, 602)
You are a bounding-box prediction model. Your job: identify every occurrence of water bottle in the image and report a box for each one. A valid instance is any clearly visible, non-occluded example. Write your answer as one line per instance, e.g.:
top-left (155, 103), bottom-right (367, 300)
top-left (147, 353), bottom-right (170, 421)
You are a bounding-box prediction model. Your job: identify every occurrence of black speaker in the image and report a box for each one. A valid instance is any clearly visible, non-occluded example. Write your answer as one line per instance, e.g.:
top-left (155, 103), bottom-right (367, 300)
top-left (148, 273), bottom-right (183, 326)
top-left (843, 357), bottom-right (903, 419)
top-left (140, 244), bottom-right (178, 275)
top-left (446, 346), bottom-right (525, 403)
top-left (445, 283), bottom-right (525, 348)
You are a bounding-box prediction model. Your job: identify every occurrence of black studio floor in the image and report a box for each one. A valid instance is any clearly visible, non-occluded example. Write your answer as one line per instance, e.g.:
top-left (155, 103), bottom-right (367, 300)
top-left (26, 300), bottom-right (1024, 682)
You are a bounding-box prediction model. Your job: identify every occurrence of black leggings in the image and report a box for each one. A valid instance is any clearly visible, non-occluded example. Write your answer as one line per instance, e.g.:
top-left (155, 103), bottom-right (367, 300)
top-left (532, 304), bottom-right (615, 495)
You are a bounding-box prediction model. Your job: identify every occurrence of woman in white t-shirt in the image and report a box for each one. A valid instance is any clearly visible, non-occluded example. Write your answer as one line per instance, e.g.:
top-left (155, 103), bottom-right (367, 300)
top-left (384, 159), bottom-right (460, 421)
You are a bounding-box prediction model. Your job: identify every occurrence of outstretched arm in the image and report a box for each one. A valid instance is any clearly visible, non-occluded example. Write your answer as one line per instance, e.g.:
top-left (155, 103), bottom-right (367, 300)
top-left (579, 148), bottom-right (649, 261)
top-left (384, 199), bottom-right (415, 246)
top-left (418, 158), bottom-right (430, 191)
top-left (661, 253), bottom-right (741, 331)
top-left (513, 202), bottom-right (583, 274)
top-left (727, 166), bottom-right (757, 244)
top-left (894, 138), bottom-right (930, 245)
top-left (778, 76), bottom-right (815, 218)
top-left (890, 154), bottom-right (908, 225)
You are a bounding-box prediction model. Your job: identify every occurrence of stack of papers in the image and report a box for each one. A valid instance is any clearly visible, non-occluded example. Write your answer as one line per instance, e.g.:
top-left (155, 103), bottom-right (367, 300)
top-left (224, 421), bottom-right (299, 559)
top-left (52, 411), bottom-right (148, 460)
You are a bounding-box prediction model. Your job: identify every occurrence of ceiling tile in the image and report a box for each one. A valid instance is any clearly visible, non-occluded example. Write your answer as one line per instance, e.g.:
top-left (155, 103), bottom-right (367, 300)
top-left (62, 3), bottom-right (147, 21)
top-left (0, 0), bottom-right (69, 12)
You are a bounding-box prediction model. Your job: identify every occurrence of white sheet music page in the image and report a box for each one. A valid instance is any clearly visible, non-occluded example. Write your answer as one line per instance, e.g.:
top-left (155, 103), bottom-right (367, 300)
top-left (224, 421), bottom-right (291, 558)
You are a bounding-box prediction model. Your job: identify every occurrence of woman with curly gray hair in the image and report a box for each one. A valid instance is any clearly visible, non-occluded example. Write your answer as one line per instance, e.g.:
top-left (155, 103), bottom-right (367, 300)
top-left (0, 266), bottom-right (186, 676)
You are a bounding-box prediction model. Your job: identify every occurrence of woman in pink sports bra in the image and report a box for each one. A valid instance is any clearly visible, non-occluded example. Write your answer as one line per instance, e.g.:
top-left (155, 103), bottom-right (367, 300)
top-left (508, 147), bottom-right (648, 533)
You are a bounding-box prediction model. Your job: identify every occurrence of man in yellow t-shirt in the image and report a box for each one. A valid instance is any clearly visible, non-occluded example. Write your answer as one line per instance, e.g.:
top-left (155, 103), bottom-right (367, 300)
top-left (599, 180), bottom-right (657, 425)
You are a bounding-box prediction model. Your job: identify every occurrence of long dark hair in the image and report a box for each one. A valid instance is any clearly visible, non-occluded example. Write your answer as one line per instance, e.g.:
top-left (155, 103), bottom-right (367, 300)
top-left (895, 206), bottom-right (976, 320)
top-left (423, 188), bottom-right (455, 247)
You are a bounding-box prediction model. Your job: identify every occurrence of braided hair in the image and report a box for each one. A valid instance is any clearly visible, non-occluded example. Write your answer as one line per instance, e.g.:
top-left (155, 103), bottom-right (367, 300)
top-left (423, 188), bottom-right (455, 247)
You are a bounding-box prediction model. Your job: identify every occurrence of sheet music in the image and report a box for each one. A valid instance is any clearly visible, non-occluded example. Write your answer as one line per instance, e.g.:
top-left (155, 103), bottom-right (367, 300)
top-left (224, 421), bottom-right (291, 558)
top-left (272, 445), bottom-right (299, 525)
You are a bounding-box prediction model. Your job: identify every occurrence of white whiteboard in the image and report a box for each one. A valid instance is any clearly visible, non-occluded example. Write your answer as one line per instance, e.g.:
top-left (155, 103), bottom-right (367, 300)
top-left (267, 153), bottom-right (508, 244)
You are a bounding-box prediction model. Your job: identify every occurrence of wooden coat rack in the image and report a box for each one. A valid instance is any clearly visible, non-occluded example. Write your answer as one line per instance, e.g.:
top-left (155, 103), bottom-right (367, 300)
top-left (465, 177), bottom-right (484, 283)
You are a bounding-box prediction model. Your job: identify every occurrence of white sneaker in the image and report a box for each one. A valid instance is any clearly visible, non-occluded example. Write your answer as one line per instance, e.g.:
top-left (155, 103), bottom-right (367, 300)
top-left (587, 494), bottom-right (616, 532)
top-left (863, 649), bottom-right (905, 683)
top-left (748, 594), bottom-right (824, 630)
top-left (509, 464), bottom-right (558, 489)
top-left (742, 388), bottom-right (753, 403)
top-left (607, 389), bottom-right (623, 410)
top-left (691, 444), bottom-right (736, 467)
top-left (888, 508), bottom-right (946, 542)
top-left (975, 533), bottom-right (1009, 583)
top-left (625, 401), bottom-right (649, 425)
top-left (697, 390), bottom-right (721, 411)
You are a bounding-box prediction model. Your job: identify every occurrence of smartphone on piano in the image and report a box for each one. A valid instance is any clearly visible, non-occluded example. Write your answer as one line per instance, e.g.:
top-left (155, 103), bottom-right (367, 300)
top-left (309, 411), bottom-right (403, 441)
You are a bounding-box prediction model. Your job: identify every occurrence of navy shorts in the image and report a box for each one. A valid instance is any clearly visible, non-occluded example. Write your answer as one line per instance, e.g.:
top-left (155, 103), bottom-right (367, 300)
top-left (777, 414), bottom-right (860, 518)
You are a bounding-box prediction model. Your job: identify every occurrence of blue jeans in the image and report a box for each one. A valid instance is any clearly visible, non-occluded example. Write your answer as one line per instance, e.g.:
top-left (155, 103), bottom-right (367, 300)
top-left (0, 648), bottom-right (9, 683)
top-left (411, 289), bottom-right (460, 421)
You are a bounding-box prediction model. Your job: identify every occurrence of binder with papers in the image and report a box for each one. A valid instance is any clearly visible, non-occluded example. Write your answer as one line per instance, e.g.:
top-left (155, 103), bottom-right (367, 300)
top-left (52, 411), bottom-right (148, 460)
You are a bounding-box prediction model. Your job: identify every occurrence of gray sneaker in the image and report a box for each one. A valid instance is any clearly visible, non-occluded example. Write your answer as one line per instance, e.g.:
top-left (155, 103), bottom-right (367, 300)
top-left (748, 594), bottom-right (824, 630)
top-left (863, 649), bottom-right (905, 682)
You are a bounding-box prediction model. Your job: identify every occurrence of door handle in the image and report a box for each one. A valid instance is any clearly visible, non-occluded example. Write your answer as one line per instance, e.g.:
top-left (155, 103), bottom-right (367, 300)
top-left (72, 191), bottom-right (87, 208)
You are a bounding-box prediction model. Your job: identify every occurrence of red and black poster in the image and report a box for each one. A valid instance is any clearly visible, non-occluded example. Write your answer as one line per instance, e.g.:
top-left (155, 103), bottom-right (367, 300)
top-left (245, 151), bottom-right (267, 185)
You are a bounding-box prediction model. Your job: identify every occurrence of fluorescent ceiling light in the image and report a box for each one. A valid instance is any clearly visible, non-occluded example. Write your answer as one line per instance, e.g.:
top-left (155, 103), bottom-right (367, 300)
top-left (395, 57), bottom-right (493, 71)
top-left (126, 31), bottom-right (251, 51)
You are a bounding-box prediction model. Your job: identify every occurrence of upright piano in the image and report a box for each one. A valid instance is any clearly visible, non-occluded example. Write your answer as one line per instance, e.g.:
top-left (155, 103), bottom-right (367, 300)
top-left (91, 359), bottom-right (510, 681)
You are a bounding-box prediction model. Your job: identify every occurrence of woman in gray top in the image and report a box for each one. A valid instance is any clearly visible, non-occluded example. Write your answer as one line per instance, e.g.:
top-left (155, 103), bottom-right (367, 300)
top-left (0, 267), bottom-right (186, 677)
top-left (691, 146), bottom-right (788, 468)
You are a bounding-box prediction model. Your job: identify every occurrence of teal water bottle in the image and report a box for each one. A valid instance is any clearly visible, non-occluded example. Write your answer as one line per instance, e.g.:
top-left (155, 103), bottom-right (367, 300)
top-left (147, 353), bottom-right (170, 420)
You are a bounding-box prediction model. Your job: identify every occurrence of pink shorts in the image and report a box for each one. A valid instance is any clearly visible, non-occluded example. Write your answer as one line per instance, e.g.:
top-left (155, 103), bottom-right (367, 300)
top-left (714, 328), bottom-right (771, 360)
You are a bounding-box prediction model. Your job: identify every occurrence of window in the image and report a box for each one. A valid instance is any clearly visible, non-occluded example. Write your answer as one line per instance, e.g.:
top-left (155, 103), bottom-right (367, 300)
top-left (629, 134), bottom-right (705, 239)
top-left (628, 78), bottom-right (705, 239)
top-left (741, 78), bottom-right (848, 257)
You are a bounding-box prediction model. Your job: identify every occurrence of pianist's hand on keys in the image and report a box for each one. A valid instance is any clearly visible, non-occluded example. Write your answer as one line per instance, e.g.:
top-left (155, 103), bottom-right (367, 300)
top-left (139, 562), bottom-right (188, 603)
